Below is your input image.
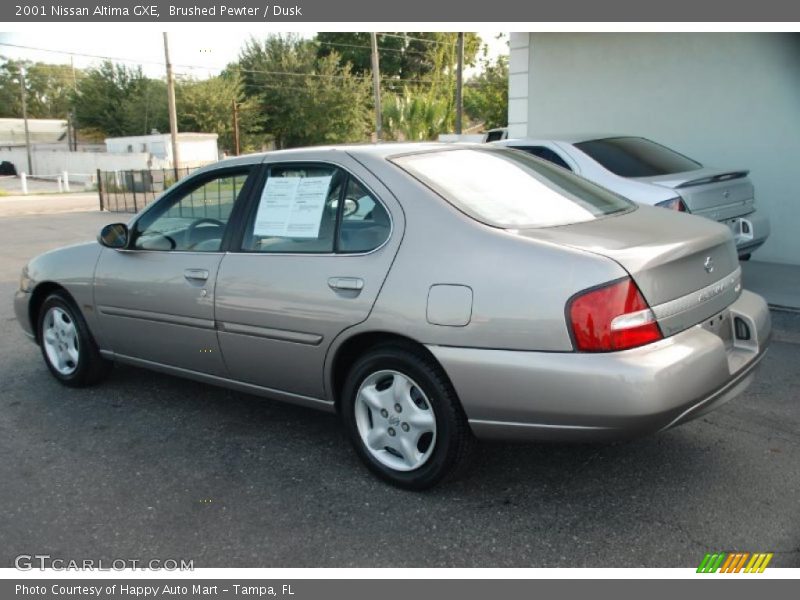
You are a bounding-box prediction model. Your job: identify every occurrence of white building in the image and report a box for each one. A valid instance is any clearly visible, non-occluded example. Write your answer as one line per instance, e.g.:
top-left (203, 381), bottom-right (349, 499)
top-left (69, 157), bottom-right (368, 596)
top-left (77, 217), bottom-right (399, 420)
top-left (0, 118), bottom-right (68, 146)
top-left (508, 32), bottom-right (800, 266)
top-left (105, 132), bottom-right (219, 168)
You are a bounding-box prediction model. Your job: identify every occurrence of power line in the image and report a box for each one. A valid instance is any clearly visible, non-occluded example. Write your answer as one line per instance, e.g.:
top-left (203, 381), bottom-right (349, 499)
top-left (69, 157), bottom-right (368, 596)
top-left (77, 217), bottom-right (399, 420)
top-left (1, 35), bottom-right (471, 70)
top-left (0, 41), bottom-right (418, 82)
top-left (0, 41), bottom-right (240, 73)
top-left (315, 39), bottom-right (429, 57)
top-left (2, 41), bottom-right (499, 88)
top-left (0, 42), bottom-right (169, 68)
top-left (377, 33), bottom-right (458, 46)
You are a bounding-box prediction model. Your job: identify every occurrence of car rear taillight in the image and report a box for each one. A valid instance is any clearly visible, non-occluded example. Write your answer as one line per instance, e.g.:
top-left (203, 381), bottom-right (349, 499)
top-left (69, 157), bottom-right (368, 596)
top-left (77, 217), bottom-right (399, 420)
top-left (655, 197), bottom-right (688, 212)
top-left (568, 277), bottom-right (663, 352)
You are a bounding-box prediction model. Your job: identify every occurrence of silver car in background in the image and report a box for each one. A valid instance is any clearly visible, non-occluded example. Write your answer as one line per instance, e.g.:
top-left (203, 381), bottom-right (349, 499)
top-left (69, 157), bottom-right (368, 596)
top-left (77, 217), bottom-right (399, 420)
top-left (14, 144), bottom-right (771, 489)
top-left (493, 135), bottom-right (770, 258)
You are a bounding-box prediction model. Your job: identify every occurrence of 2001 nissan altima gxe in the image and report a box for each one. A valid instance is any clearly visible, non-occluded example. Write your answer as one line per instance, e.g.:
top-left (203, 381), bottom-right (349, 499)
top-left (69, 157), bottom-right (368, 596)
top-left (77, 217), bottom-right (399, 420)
top-left (14, 144), bottom-right (771, 489)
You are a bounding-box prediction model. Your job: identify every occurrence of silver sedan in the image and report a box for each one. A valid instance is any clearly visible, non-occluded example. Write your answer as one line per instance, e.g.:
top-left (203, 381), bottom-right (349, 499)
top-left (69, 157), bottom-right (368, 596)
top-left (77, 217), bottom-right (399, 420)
top-left (493, 135), bottom-right (770, 259)
top-left (14, 144), bottom-right (771, 489)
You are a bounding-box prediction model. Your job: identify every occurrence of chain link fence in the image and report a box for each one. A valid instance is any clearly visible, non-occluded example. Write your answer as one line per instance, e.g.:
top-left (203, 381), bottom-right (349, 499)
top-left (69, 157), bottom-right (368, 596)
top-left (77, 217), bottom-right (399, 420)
top-left (97, 168), bottom-right (195, 213)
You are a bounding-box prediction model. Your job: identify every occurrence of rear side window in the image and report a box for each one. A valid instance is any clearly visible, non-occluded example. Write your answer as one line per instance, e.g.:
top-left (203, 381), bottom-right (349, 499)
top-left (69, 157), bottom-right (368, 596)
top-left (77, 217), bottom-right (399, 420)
top-left (515, 146), bottom-right (571, 171)
top-left (392, 148), bottom-right (632, 229)
top-left (575, 137), bottom-right (702, 177)
top-left (338, 177), bottom-right (391, 253)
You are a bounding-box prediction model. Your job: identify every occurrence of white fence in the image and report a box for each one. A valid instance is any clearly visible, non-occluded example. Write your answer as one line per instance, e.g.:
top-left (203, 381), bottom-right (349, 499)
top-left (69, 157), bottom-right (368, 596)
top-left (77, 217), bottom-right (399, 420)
top-left (0, 147), bottom-right (169, 185)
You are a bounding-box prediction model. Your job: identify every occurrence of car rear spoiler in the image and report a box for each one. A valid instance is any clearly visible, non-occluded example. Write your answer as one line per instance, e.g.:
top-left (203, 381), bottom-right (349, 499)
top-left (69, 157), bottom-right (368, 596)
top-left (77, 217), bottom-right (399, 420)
top-left (674, 170), bottom-right (749, 189)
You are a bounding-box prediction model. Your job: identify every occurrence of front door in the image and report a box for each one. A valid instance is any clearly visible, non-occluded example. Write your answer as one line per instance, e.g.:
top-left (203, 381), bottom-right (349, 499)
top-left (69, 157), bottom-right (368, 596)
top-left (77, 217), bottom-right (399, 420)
top-left (94, 166), bottom-right (255, 376)
top-left (214, 157), bottom-right (402, 400)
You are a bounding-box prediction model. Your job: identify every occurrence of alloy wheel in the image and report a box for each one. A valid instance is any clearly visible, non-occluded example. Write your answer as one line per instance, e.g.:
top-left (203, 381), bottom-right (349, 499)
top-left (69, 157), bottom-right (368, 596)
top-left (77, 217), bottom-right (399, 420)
top-left (354, 369), bottom-right (437, 472)
top-left (42, 306), bottom-right (80, 376)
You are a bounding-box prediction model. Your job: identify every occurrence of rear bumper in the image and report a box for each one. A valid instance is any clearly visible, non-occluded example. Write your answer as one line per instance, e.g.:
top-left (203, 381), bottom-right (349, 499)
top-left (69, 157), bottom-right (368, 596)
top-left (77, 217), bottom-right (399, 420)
top-left (427, 290), bottom-right (771, 442)
top-left (727, 209), bottom-right (770, 255)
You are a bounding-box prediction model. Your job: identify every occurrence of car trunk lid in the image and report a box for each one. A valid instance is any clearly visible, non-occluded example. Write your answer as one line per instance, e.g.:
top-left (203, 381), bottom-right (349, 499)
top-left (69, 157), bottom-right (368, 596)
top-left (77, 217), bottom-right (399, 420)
top-left (636, 168), bottom-right (755, 221)
top-left (517, 206), bottom-right (742, 337)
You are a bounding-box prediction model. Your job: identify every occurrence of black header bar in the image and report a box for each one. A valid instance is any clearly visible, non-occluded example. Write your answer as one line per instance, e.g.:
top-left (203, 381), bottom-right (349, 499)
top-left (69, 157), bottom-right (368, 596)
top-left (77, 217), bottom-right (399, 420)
top-left (3, 0), bottom-right (800, 22)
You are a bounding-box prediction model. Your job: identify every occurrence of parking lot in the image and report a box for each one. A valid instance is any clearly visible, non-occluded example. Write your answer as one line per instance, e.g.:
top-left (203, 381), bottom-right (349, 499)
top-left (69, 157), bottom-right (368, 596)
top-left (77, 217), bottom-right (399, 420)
top-left (1, 206), bottom-right (798, 568)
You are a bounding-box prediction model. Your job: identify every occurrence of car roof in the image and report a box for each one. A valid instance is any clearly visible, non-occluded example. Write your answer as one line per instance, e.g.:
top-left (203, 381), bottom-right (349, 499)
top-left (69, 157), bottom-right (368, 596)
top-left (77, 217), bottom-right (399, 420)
top-left (498, 134), bottom-right (632, 145)
top-left (211, 142), bottom-right (472, 170)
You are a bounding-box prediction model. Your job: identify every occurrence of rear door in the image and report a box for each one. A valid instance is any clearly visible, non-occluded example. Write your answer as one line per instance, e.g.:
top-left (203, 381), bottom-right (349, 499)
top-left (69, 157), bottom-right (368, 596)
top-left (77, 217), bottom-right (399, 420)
top-left (94, 166), bottom-right (256, 376)
top-left (214, 153), bottom-right (403, 400)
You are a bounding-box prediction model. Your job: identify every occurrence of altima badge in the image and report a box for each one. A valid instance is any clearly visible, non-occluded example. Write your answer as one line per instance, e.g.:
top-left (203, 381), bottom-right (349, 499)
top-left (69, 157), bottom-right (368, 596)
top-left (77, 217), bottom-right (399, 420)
top-left (704, 257), bottom-right (715, 274)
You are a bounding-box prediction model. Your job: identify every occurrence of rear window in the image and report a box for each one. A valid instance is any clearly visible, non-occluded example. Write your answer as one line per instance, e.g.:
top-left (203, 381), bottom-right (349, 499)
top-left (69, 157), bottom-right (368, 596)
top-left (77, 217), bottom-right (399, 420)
top-left (391, 148), bottom-right (633, 229)
top-left (514, 146), bottom-right (572, 171)
top-left (575, 137), bottom-right (702, 177)
top-left (484, 129), bottom-right (507, 142)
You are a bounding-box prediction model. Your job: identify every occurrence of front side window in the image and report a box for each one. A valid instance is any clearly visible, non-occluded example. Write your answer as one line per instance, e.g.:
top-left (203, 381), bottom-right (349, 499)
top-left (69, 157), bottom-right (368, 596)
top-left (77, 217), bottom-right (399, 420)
top-left (392, 148), bottom-right (632, 229)
top-left (133, 169), bottom-right (251, 251)
top-left (575, 137), bottom-right (702, 178)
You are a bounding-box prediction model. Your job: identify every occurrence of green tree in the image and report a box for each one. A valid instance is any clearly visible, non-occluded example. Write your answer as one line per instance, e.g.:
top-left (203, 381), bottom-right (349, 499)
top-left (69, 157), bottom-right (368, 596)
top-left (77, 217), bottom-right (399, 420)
top-left (237, 35), bottom-right (371, 148)
top-left (71, 61), bottom-right (168, 137)
top-left (121, 77), bottom-right (169, 136)
top-left (177, 73), bottom-right (260, 153)
top-left (464, 54), bottom-right (508, 130)
top-left (382, 89), bottom-right (450, 141)
top-left (315, 33), bottom-right (492, 138)
top-left (0, 59), bottom-right (78, 119)
top-left (315, 32), bottom-right (480, 84)
top-left (316, 32), bottom-right (405, 78)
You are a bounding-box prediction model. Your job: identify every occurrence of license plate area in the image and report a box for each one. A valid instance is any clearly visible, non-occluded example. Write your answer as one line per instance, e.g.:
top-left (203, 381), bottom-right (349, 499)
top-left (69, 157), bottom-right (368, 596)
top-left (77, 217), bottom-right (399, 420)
top-left (726, 217), bottom-right (754, 245)
top-left (702, 308), bottom-right (733, 351)
top-left (703, 305), bottom-right (761, 373)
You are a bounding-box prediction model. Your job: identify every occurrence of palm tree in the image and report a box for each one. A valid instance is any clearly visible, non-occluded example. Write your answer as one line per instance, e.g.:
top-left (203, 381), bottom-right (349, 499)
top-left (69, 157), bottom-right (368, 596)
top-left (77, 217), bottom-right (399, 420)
top-left (382, 89), bottom-right (450, 141)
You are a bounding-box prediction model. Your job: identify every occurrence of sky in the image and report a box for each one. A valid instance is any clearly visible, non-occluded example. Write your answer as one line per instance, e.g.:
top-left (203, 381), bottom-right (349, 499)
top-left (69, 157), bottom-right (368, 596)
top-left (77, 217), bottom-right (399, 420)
top-left (0, 30), bottom-right (508, 79)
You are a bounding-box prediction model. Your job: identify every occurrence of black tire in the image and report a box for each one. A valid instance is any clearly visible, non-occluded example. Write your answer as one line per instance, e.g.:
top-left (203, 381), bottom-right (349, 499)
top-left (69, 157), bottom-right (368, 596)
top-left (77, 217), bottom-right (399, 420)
top-left (340, 342), bottom-right (475, 490)
top-left (37, 292), bottom-right (112, 387)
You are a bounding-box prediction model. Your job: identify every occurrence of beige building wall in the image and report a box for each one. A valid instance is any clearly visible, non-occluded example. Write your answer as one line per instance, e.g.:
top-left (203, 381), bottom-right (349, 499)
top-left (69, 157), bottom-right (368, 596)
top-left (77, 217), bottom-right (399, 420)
top-left (510, 33), bottom-right (800, 265)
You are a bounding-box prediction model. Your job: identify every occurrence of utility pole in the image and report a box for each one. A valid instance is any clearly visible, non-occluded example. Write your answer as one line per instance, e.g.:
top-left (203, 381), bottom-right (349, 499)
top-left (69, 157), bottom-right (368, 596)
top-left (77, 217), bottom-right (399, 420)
top-left (163, 32), bottom-right (181, 179)
top-left (67, 112), bottom-right (74, 151)
top-left (70, 57), bottom-right (78, 151)
top-left (19, 67), bottom-right (33, 176)
top-left (232, 100), bottom-right (240, 156)
top-left (70, 55), bottom-right (77, 89)
top-left (370, 32), bottom-right (382, 141)
top-left (455, 32), bottom-right (464, 135)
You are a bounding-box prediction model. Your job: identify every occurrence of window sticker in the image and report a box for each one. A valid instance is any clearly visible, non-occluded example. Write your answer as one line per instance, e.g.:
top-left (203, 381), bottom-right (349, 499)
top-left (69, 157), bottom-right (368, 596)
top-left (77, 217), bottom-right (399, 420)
top-left (253, 175), bottom-right (333, 238)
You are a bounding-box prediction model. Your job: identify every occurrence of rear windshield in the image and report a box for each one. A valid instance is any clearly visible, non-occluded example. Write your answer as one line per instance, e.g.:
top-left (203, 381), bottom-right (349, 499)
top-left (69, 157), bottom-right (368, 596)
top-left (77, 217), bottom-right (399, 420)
top-left (575, 136), bottom-right (702, 177)
top-left (391, 147), bottom-right (633, 229)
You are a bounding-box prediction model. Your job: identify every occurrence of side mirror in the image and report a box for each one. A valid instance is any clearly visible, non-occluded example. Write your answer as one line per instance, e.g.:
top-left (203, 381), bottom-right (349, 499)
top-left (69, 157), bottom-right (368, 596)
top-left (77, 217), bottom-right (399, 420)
top-left (98, 223), bottom-right (129, 249)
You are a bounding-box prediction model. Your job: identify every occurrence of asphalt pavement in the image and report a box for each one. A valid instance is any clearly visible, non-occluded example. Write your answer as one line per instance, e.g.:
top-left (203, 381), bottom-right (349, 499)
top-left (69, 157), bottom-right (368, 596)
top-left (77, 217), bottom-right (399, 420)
top-left (1, 209), bottom-right (798, 568)
top-left (0, 191), bottom-right (99, 217)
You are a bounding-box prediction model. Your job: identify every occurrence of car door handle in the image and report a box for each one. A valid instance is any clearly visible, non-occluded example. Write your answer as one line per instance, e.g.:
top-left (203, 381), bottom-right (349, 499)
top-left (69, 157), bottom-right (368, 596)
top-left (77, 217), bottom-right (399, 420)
top-left (184, 269), bottom-right (209, 282)
top-left (328, 277), bottom-right (364, 291)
